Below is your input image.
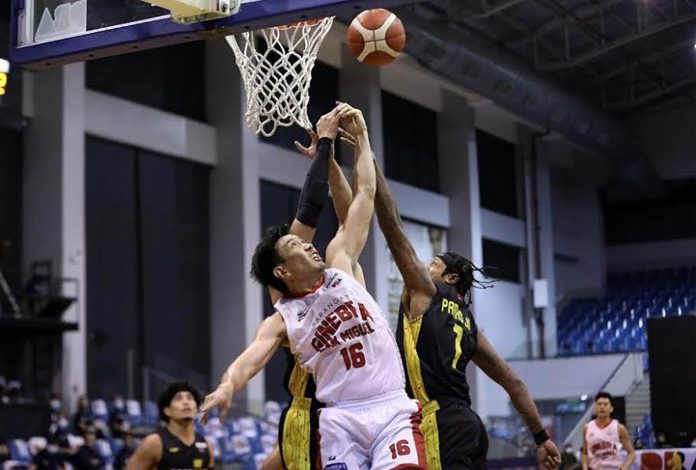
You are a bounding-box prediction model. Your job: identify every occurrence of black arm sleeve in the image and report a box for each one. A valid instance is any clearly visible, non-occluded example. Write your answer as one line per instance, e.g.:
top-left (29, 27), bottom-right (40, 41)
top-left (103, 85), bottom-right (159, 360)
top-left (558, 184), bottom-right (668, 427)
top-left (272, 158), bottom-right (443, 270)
top-left (295, 137), bottom-right (332, 228)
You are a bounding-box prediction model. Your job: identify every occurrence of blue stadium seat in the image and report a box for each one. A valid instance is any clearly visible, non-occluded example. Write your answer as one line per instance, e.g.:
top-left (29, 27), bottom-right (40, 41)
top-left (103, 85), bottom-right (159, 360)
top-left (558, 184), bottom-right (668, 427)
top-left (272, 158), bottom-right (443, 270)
top-left (125, 400), bottom-right (143, 426)
top-left (95, 439), bottom-right (115, 467)
top-left (9, 440), bottom-right (31, 464)
top-left (143, 400), bottom-right (159, 426)
top-left (91, 399), bottom-right (110, 423)
top-left (222, 434), bottom-right (253, 464)
top-left (559, 266), bottom-right (695, 356)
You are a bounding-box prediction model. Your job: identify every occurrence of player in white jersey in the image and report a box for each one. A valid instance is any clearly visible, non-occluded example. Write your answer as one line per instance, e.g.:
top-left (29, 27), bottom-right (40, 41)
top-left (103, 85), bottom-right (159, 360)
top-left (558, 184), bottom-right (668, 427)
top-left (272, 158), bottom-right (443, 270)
top-left (201, 103), bottom-right (427, 470)
top-left (582, 392), bottom-right (635, 470)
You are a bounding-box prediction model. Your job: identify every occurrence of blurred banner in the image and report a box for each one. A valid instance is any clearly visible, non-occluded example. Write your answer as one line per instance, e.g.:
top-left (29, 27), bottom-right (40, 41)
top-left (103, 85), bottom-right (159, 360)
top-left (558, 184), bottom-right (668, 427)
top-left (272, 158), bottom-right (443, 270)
top-left (632, 449), bottom-right (696, 470)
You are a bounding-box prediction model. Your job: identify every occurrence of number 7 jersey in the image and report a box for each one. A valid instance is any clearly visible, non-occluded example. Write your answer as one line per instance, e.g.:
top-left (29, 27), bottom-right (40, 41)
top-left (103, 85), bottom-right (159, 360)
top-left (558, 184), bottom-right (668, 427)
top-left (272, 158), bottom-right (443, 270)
top-left (274, 268), bottom-right (406, 405)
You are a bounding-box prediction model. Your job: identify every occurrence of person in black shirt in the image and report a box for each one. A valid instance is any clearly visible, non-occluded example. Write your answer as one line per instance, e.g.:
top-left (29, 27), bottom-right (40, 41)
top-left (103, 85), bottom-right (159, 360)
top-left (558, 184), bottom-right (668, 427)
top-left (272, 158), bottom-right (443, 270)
top-left (29, 444), bottom-right (63, 470)
top-left (109, 396), bottom-right (131, 439)
top-left (73, 394), bottom-right (94, 436)
top-left (114, 432), bottom-right (136, 470)
top-left (126, 382), bottom-right (214, 470)
top-left (361, 139), bottom-right (563, 470)
top-left (71, 428), bottom-right (105, 470)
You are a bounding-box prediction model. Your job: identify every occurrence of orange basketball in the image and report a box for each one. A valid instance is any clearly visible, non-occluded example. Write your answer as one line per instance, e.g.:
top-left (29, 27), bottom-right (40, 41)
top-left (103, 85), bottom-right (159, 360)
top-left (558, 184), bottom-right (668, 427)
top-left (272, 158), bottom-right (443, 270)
top-left (347, 9), bottom-right (406, 66)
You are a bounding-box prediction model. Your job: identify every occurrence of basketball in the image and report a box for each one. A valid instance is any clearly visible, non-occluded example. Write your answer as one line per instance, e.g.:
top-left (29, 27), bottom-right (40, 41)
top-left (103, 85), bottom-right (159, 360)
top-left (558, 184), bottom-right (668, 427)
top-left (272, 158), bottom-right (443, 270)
top-left (347, 9), bottom-right (406, 66)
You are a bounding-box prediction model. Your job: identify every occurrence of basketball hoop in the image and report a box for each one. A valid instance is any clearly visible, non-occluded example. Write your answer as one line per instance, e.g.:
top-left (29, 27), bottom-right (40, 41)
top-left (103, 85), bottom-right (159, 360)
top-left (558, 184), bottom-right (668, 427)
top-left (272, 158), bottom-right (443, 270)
top-left (226, 17), bottom-right (334, 137)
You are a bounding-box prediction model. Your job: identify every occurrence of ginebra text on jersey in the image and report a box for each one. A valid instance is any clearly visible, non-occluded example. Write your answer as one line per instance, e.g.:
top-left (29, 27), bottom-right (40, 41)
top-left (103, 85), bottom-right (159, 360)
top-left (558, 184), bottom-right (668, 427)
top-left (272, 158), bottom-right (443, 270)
top-left (311, 299), bottom-right (376, 352)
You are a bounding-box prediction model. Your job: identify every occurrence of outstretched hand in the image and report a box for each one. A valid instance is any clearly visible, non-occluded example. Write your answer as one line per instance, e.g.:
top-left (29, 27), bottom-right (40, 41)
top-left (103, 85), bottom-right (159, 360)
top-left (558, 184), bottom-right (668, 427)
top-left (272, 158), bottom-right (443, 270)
top-left (337, 101), bottom-right (368, 138)
top-left (294, 128), bottom-right (336, 161)
top-left (314, 103), bottom-right (350, 141)
top-left (537, 439), bottom-right (562, 470)
top-left (199, 384), bottom-right (234, 425)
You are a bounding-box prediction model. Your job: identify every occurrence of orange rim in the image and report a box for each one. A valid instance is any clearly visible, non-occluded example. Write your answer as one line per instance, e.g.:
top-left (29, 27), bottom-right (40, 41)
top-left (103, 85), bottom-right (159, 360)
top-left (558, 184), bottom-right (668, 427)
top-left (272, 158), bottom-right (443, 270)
top-left (276, 18), bottom-right (325, 30)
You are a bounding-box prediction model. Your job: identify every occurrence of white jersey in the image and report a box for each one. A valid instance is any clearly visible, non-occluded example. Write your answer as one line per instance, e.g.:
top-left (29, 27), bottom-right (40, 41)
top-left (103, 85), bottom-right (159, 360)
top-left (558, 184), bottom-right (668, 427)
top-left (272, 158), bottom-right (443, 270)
top-left (586, 419), bottom-right (623, 470)
top-left (275, 268), bottom-right (405, 405)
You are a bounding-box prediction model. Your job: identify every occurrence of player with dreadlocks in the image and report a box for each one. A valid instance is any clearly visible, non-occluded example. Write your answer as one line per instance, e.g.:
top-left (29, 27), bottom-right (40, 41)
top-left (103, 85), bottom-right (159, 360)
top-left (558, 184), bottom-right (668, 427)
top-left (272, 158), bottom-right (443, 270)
top-left (338, 127), bottom-right (562, 470)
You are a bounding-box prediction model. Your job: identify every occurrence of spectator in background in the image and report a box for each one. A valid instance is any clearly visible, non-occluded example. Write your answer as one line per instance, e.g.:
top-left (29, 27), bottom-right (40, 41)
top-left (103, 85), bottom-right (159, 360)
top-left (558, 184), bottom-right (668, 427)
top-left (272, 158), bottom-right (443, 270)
top-left (561, 444), bottom-right (579, 470)
top-left (634, 439), bottom-right (645, 450)
top-left (657, 432), bottom-right (673, 449)
top-left (48, 413), bottom-right (75, 466)
top-left (0, 438), bottom-right (11, 466)
top-left (71, 428), bottom-right (105, 470)
top-left (73, 394), bottom-right (94, 435)
top-left (110, 395), bottom-right (131, 438)
top-left (114, 432), bottom-right (136, 470)
top-left (28, 440), bottom-right (63, 470)
top-left (691, 435), bottom-right (696, 447)
top-left (49, 394), bottom-right (62, 415)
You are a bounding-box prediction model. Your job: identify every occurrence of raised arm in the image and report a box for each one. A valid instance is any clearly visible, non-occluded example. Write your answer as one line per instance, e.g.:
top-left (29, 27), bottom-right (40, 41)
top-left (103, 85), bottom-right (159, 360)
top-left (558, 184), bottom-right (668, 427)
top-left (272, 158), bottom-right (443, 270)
top-left (200, 313), bottom-right (287, 423)
top-left (294, 127), bottom-right (353, 226)
top-left (472, 332), bottom-right (561, 470)
top-left (373, 158), bottom-right (436, 310)
top-left (326, 106), bottom-right (376, 273)
top-left (288, 107), bottom-right (343, 243)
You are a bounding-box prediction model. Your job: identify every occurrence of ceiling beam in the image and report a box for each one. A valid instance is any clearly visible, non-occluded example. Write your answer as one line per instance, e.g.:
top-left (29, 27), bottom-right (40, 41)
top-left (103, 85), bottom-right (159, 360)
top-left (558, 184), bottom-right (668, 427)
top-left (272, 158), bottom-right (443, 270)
top-left (535, 13), bottom-right (696, 70)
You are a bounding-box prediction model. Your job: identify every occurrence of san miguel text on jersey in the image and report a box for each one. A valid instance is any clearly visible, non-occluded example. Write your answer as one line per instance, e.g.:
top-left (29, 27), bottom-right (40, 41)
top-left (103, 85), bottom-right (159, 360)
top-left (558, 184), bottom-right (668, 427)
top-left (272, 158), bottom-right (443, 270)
top-left (275, 268), bottom-right (405, 405)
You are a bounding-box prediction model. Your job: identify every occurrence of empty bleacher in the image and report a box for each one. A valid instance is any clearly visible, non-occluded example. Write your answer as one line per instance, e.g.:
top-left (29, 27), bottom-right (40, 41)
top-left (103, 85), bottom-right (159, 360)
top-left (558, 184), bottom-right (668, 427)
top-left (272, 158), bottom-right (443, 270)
top-left (558, 266), bottom-right (696, 356)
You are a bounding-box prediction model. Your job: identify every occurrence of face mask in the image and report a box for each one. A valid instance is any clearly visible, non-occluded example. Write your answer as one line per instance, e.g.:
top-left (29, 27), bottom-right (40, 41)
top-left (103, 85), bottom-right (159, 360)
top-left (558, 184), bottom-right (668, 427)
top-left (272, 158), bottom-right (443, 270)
top-left (50, 399), bottom-right (62, 411)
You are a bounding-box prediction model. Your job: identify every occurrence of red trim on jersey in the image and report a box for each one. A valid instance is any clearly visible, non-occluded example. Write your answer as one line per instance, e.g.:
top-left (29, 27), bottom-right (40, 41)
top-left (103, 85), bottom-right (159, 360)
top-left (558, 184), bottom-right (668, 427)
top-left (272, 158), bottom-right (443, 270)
top-left (403, 403), bottom-right (428, 470)
top-left (315, 414), bottom-right (323, 470)
top-left (595, 418), bottom-right (613, 430)
top-left (287, 276), bottom-right (325, 299)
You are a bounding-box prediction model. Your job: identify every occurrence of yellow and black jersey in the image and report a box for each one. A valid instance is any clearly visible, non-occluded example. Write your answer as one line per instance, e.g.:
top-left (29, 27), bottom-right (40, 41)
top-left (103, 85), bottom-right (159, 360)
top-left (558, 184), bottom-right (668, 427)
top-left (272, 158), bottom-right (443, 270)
top-left (156, 427), bottom-right (212, 470)
top-left (278, 350), bottom-right (323, 470)
top-left (396, 282), bottom-right (478, 407)
top-left (396, 283), bottom-right (488, 470)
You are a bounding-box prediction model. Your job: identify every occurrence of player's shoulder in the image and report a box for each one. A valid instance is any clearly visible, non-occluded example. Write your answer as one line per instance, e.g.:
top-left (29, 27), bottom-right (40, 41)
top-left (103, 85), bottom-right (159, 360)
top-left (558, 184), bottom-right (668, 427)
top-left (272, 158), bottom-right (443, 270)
top-left (139, 432), bottom-right (163, 454)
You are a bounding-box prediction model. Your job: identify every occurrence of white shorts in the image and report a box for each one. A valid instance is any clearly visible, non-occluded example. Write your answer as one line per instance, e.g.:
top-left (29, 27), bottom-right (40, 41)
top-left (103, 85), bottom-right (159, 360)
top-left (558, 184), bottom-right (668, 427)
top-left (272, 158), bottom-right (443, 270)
top-left (317, 390), bottom-right (427, 470)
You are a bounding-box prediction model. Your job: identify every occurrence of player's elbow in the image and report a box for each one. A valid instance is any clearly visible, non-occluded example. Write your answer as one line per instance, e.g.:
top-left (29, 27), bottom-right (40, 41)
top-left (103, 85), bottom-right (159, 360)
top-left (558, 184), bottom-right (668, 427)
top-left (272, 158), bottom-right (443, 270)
top-left (357, 182), bottom-right (376, 199)
top-left (505, 377), bottom-right (528, 396)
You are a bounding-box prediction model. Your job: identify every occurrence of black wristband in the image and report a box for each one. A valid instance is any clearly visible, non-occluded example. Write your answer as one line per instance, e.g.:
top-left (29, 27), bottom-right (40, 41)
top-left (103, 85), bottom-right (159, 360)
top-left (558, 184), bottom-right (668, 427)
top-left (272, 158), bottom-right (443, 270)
top-left (295, 137), bottom-right (332, 228)
top-left (533, 429), bottom-right (550, 445)
top-left (317, 137), bottom-right (334, 147)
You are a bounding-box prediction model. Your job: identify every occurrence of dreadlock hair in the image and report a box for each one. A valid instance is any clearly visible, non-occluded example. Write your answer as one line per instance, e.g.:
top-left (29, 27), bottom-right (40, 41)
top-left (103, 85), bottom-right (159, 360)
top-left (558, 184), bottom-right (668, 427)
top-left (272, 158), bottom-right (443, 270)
top-left (437, 252), bottom-right (496, 306)
top-left (250, 224), bottom-right (291, 294)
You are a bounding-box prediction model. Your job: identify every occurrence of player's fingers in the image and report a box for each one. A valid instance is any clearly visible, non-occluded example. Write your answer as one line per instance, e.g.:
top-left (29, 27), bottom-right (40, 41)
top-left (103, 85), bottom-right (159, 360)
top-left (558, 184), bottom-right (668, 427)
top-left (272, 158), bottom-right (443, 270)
top-left (219, 403), bottom-right (230, 422)
top-left (294, 141), bottom-right (309, 156)
top-left (340, 137), bottom-right (355, 147)
top-left (200, 409), bottom-right (209, 425)
top-left (338, 127), bottom-right (355, 141)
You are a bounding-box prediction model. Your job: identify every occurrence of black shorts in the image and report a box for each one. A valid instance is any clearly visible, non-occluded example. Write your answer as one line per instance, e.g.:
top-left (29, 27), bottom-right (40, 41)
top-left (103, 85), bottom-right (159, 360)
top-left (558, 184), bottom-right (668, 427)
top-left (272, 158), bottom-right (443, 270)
top-left (277, 398), bottom-right (321, 470)
top-left (422, 402), bottom-right (489, 470)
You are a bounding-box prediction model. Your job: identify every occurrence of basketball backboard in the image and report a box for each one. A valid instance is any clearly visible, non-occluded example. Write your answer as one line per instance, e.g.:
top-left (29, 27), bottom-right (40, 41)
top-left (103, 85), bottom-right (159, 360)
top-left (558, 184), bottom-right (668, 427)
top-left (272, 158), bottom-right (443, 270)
top-left (10, 0), bottom-right (416, 69)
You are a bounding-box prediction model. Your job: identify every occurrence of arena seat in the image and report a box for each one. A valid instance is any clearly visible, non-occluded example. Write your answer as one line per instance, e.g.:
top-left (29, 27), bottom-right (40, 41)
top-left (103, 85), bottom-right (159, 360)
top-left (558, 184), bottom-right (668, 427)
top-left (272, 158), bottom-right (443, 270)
top-left (95, 438), bottom-right (115, 470)
top-left (222, 433), bottom-right (253, 464)
top-left (558, 266), bottom-right (696, 356)
top-left (142, 400), bottom-right (159, 426)
top-left (8, 440), bottom-right (31, 464)
top-left (125, 399), bottom-right (143, 426)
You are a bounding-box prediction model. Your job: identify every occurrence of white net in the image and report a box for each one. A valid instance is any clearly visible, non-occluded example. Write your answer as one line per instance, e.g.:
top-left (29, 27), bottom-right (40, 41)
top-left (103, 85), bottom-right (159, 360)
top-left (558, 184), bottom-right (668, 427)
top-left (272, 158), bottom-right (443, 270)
top-left (225, 17), bottom-right (335, 137)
